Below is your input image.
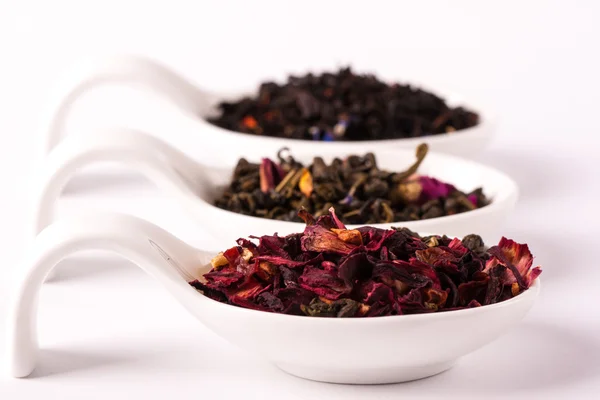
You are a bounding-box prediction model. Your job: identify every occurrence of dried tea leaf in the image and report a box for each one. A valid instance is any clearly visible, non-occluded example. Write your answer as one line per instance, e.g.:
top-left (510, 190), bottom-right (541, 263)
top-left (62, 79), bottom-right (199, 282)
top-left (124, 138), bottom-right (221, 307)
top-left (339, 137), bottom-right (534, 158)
top-left (216, 147), bottom-right (489, 225)
top-left (208, 68), bottom-right (479, 141)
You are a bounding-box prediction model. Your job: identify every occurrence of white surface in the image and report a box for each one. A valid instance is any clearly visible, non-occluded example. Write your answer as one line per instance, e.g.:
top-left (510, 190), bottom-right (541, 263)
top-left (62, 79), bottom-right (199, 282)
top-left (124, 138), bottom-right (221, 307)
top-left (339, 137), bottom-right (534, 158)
top-left (0, 0), bottom-right (599, 398)
top-left (35, 128), bottom-right (518, 245)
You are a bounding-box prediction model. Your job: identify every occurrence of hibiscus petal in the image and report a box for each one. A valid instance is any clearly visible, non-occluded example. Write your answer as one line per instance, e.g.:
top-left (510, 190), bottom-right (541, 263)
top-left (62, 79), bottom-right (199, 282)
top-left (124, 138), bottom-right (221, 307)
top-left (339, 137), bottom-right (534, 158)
top-left (415, 246), bottom-right (460, 267)
top-left (485, 237), bottom-right (541, 288)
top-left (254, 253), bottom-right (324, 269)
top-left (338, 253), bottom-right (373, 287)
top-left (301, 224), bottom-right (358, 255)
top-left (328, 207), bottom-right (346, 229)
top-left (298, 265), bottom-right (350, 300)
top-left (194, 208), bottom-right (541, 317)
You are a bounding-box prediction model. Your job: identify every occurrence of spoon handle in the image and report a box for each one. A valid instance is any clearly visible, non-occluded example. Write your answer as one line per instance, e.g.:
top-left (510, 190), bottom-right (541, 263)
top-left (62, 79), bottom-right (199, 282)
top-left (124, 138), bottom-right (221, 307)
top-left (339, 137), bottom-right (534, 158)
top-left (7, 212), bottom-right (203, 379)
top-left (38, 55), bottom-right (209, 158)
top-left (33, 128), bottom-right (209, 239)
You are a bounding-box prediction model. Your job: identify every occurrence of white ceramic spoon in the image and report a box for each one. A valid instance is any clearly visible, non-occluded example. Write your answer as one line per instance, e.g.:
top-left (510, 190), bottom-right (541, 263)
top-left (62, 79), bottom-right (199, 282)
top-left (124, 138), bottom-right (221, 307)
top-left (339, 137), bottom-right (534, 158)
top-left (38, 54), bottom-right (495, 162)
top-left (33, 128), bottom-right (519, 246)
top-left (7, 212), bottom-right (540, 383)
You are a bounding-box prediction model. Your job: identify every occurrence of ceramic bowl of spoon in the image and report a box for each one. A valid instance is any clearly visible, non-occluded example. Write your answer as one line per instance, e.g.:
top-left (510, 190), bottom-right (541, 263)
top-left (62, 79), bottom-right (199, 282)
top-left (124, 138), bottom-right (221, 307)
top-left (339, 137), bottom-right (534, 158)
top-left (8, 212), bottom-right (540, 383)
top-left (38, 55), bottom-right (495, 164)
top-left (33, 128), bottom-right (518, 245)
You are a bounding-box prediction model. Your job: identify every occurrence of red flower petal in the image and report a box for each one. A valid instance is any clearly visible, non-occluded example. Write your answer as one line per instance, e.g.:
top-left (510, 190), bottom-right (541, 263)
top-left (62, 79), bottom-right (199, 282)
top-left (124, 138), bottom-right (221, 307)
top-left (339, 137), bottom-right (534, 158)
top-left (298, 265), bottom-right (350, 300)
top-left (418, 176), bottom-right (457, 201)
top-left (194, 209), bottom-right (542, 317)
top-left (254, 253), bottom-right (324, 269)
top-left (301, 224), bottom-right (359, 255)
top-left (328, 207), bottom-right (346, 229)
top-left (259, 158), bottom-right (284, 193)
top-left (484, 237), bottom-right (542, 287)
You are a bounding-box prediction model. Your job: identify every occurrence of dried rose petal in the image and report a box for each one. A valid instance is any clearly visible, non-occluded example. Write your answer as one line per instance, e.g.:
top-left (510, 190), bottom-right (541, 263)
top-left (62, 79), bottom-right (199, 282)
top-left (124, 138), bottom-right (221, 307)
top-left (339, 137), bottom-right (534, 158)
top-left (468, 194), bottom-right (478, 206)
top-left (418, 176), bottom-right (457, 201)
top-left (259, 158), bottom-right (284, 193)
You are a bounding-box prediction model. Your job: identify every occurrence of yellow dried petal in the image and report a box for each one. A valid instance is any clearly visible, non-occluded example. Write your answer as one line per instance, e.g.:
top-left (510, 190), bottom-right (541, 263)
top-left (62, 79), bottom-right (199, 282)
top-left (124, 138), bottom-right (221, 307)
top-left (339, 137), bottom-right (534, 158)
top-left (210, 252), bottom-right (229, 269)
top-left (241, 248), bottom-right (254, 262)
top-left (357, 303), bottom-right (370, 316)
top-left (511, 282), bottom-right (520, 296)
top-left (319, 296), bottom-right (333, 304)
top-left (298, 168), bottom-right (313, 197)
top-left (259, 261), bottom-right (276, 276)
top-left (426, 236), bottom-right (439, 247)
top-left (331, 228), bottom-right (363, 245)
top-left (393, 279), bottom-right (410, 295)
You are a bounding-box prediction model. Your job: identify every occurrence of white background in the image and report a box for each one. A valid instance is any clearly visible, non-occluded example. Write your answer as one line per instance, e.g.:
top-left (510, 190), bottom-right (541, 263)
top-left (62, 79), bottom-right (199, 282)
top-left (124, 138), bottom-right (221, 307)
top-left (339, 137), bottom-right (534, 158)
top-left (1, 1), bottom-right (599, 399)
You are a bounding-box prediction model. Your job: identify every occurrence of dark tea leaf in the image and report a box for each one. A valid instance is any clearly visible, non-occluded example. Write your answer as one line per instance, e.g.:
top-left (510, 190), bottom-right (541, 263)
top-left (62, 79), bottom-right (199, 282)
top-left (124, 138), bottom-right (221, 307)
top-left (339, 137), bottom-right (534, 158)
top-left (208, 67), bottom-right (479, 141)
top-left (215, 145), bottom-right (490, 224)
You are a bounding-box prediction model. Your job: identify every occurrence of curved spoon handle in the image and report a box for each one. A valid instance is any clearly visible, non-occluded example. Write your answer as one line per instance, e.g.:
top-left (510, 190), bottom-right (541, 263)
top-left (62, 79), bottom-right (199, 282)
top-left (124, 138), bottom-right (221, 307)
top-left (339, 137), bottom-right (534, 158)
top-left (33, 128), bottom-right (207, 237)
top-left (39, 55), bottom-right (208, 157)
top-left (8, 212), bottom-right (203, 378)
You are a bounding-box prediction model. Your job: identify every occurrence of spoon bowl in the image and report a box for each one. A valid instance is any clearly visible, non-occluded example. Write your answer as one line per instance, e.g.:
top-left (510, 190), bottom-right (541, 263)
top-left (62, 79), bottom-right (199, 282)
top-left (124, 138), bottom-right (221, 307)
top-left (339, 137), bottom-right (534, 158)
top-left (39, 55), bottom-right (495, 164)
top-left (8, 212), bottom-right (540, 383)
top-left (34, 128), bottom-right (518, 248)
